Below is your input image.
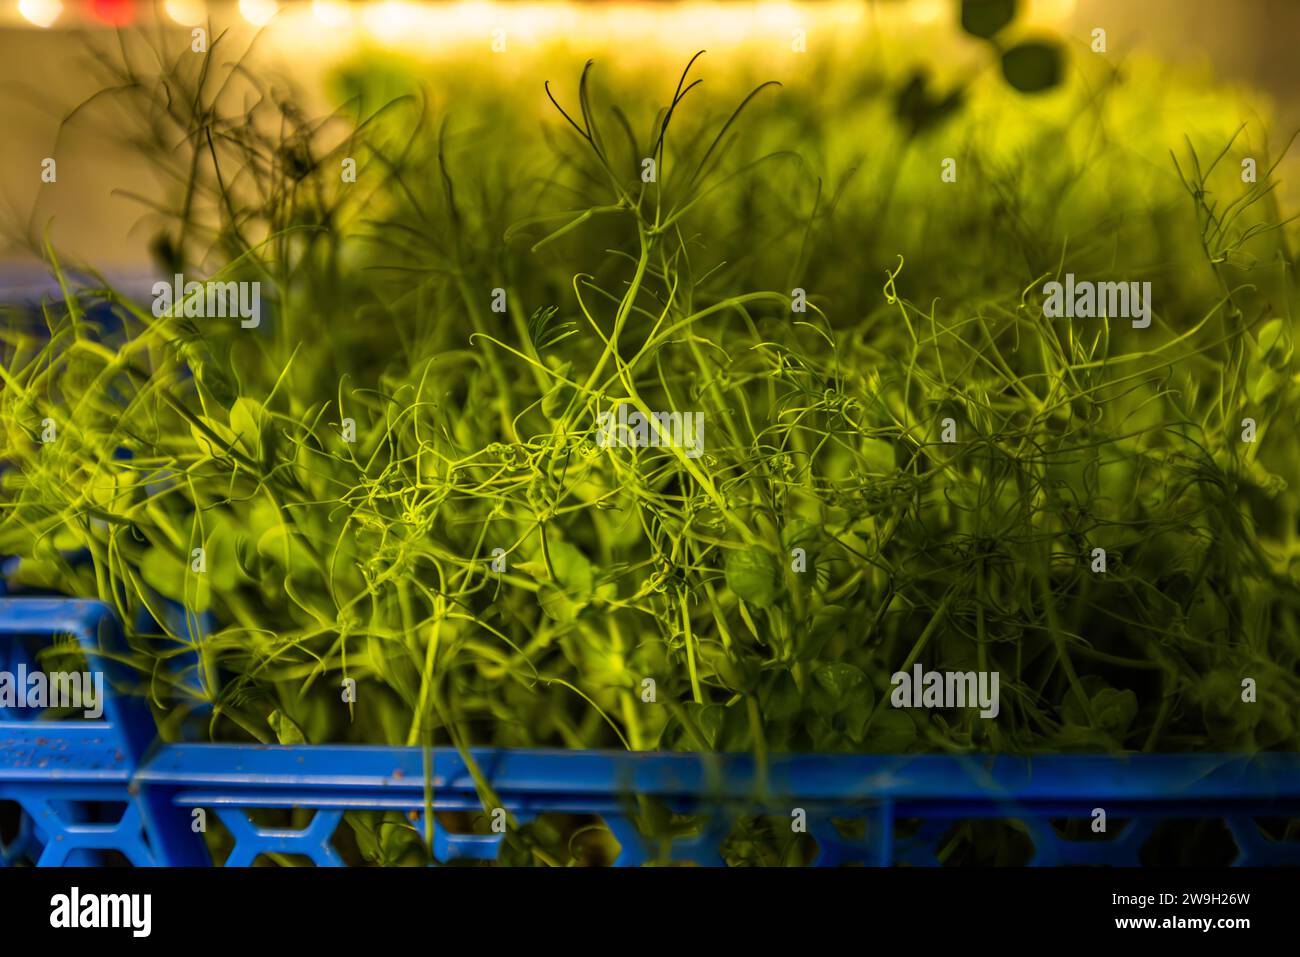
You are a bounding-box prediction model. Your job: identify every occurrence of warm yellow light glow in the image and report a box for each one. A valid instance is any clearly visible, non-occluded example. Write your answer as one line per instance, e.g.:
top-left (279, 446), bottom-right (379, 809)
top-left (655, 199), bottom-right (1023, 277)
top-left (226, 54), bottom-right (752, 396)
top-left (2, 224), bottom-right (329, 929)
top-left (17, 0), bottom-right (61, 28)
top-left (255, 2), bottom-right (865, 55)
top-left (1032, 0), bottom-right (1077, 22)
top-left (165, 0), bottom-right (206, 27)
top-left (312, 0), bottom-right (351, 29)
top-left (362, 1), bottom-right (419, 43)
top-left (239, 0), bottom-right (279, 28)
top-left (908, 0), bottom-right (946, 26)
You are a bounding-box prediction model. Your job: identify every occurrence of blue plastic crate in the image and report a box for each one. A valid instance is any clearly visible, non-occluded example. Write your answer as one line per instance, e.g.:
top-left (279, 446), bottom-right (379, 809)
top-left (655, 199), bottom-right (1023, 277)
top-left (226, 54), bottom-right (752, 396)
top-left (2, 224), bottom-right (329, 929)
top-left (2, 597), bottom-right (1300, 866)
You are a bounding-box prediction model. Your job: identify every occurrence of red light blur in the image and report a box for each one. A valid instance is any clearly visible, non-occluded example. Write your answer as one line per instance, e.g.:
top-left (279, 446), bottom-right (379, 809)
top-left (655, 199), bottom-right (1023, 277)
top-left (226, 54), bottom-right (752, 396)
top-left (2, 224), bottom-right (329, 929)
top-left (87, 0), bottom-right (135, 27)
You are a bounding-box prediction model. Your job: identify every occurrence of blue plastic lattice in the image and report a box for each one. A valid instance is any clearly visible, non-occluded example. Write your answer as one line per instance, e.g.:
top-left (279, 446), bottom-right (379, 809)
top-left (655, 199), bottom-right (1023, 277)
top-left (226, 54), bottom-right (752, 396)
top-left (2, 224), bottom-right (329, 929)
top-left (3, 598), bottom-right (1300, 867)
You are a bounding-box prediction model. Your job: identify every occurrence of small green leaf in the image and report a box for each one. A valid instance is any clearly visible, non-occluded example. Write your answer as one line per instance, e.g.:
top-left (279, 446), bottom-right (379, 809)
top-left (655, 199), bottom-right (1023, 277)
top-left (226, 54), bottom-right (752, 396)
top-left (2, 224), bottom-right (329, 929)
top-left (1247, 363), bottom-right (1283, 404)
top-left (724, 547), bottom-right (783, 609)
top-left (813, 662), bottom-right (868, 700)
top-left (684, 702), bottom-right (725, 748)
top-left (189, 416), bottom-right (237, 459)
top-left (1001, 42), bottom-right (1064, 93)
top-left (541, 362), bottom-right (574, 419)
top-left (515, 560), bottom-right (549, 580)
top-left (539, 584), bottom-right (581, 622)
top-left (845, 694), bottom-right (874, 741)
top-left (802, 604), bottom-right (847, 661)
top-left (52, 525), bottom-right (83, 551)
top-left (527, 305), bottom-right (577, 352)
top-left (1257, 317), bottom-right (1291, 367)
top-left (267, 709), bottom-right (308, 745)
top-left (11, 557), bottom-right (64, 591)
top-left (782, 518), bottom-right (821, 582)
top-left (346, 812), bottom-right (381, 862)
top-left (234, 530), bottom-right (263, 581)
top-left (719, 702), bottom-right (752, 750)
top-left (537, 540), bottom-right (596, 621)
top-left (140, 546), bottom-right (204, 609)
top-left (256, 523), bottom-right (296, 562)
top-left (547, 540), bottom-right (594, 595)
top-left (860, 437), bottom-right (895, 473)
top-left (761, 671), bottom-right (803, 722)
top-left (203, 521), bottom-right (240, 591)
top-left (961, 0), bottom-right (1017, 39)
top-left (1092, 687), bottom-right (1138, 734)
top-left (866, 709), bottom-right (918, 751)
top-left (229, 397), bottom-right (264, 458)
top-left (782, 518), bottom-right (820, 551)
top-left (380, 820), bottom-right (420, 863)
top-left (810, 663), bottom-right (872, 723)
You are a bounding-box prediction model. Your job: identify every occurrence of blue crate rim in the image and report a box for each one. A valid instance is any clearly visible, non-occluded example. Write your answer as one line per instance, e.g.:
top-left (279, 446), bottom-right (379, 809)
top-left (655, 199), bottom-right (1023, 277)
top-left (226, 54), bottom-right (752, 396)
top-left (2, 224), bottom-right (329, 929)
top-left (4, 597), bottom-right (1300, 866)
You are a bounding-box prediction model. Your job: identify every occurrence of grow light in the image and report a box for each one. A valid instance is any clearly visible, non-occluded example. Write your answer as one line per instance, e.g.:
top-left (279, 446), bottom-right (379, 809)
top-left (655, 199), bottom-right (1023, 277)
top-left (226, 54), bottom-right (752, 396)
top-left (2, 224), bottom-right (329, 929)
top-left (87, 0), bottom-right (133, 24)
top-left (164, 0), bottom-right (205, 24)
top-left (17, 0), bottom-right (61, 28)
top-left (239, 0), bottom-right (278, 25)
top-left (311, 0), bottom-right (351, 26)
top-left (9, 0), bottom-right (1083, 33)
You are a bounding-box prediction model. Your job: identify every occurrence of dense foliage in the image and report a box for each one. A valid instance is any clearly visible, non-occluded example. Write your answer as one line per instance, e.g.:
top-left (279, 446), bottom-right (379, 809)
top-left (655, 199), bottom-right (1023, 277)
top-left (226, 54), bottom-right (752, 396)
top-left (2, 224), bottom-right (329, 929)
top-left (3, 29), bottom-right (1298, 790)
